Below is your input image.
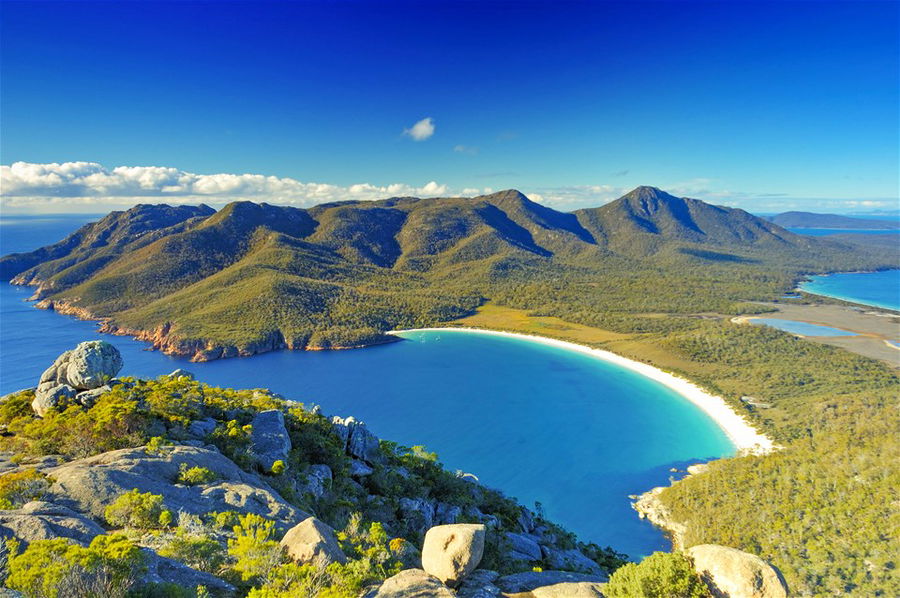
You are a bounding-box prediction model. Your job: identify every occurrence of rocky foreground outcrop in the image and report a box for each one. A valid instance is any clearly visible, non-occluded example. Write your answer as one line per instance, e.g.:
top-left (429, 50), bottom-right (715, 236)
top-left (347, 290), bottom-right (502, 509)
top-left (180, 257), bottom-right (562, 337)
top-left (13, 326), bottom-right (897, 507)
top-left (421, 524), bottom-right (486, 587)
top-left (32, 340), bottom-right (123, 416)
top-left (687, 544), bottom-right (789, 598)
top-left (46, 444), bottom-right (307, 529)
top-left (280, 516), bottom-right (348, 566)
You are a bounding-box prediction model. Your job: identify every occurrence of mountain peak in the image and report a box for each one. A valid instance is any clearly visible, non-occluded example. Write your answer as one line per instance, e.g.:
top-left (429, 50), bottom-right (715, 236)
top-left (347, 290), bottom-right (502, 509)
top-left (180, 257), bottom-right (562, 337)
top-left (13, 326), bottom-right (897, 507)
top-left (622, 186), bottom-right (680, 203)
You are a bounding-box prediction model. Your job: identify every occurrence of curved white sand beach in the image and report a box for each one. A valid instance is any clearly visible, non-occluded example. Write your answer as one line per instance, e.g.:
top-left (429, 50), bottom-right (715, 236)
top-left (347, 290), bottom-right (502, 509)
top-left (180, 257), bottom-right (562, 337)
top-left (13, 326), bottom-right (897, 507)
top-left (388, 327), bottom-right (775, 455)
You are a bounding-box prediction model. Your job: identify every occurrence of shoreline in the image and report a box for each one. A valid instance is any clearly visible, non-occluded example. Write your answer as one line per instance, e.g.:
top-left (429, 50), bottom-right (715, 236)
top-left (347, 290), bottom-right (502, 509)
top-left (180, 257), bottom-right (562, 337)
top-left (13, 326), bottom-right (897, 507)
top-left (388, 326), bottom-right (775, 455)
top-left (795, 268), bottom-right (900, 314)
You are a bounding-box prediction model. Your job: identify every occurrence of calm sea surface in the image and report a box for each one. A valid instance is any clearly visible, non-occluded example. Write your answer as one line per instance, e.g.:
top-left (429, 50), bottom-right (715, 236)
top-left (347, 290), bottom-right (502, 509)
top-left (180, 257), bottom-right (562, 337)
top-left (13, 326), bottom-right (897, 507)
top-left (0, 214), bottom-right (780, 558)
top-left (799, 270), bottom-right (900, 312)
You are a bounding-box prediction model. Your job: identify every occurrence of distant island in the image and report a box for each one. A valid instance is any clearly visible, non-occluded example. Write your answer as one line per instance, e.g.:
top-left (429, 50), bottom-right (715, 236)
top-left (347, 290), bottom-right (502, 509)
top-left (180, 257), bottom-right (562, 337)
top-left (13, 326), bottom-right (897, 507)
top-left (766, 211), bottom-right (900, 230)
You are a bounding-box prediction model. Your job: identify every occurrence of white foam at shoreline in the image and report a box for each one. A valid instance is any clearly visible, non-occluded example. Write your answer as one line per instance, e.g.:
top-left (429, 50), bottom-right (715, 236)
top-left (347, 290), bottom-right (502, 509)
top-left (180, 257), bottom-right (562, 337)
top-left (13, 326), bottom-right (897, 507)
top-left (388, 327), bottom-right (775, 455)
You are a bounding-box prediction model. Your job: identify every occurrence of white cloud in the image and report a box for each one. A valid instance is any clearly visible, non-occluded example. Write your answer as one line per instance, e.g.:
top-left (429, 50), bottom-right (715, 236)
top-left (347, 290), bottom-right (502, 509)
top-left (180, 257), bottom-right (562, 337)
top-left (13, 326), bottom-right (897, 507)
top-left (5, 162), bottom-right (889, 215)
top-left (403, 117), bottom-right (435, 141)
top-left (453, 144), bottom-right (478, 155)
top-left (0, 161), bottom-right (452, 212)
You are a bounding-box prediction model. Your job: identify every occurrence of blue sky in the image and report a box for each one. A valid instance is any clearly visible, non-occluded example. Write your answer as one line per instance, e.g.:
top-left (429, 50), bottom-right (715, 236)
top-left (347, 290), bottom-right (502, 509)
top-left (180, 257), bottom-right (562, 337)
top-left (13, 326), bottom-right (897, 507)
top-left (1, 0), bottom-right (897, 213)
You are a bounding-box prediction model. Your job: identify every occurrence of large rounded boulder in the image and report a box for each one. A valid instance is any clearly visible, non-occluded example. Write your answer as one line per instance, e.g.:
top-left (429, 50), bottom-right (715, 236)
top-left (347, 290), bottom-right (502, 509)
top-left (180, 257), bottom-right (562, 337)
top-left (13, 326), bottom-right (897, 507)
top-left (279, 517), bottom-right (347, 565)
top-left (62, 341), bottom-right (124, 389)
top-left (687, 544), bottom-right (789, 598)
top-left (33, 341), bottom-right (124, 416)
top-left (368, 569), bottom-right (454, 598)
top-left (421, 523), bottom-right (485, 588)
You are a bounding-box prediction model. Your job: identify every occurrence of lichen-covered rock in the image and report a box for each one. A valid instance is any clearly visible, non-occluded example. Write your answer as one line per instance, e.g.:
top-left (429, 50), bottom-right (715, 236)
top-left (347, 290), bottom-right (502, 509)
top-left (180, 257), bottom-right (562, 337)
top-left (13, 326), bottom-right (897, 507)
top-left (531, 582), bottom-right (605, 597)
top-left (186, 417), bottom-right (217, 439)
top-left (304, 464), bottom-right (333, 497)
top-left (62, 341), bottom-right (123, 390)
top-left (167, 368), bottom-right (194, 380)
top-left (496, 571), bottom-right (609, 594)
top-left (540, 545), bottom-right (604, 574)
top-left (249, 410), bottom-right (291, 472)
top-left (368, 569), bottom-right (455, 598)
top-left (31, 383), bottom-right (76, 417)
top-left (280, 516), bottom-right (347, 565)
top-left (456, 569), bottom-right (501, 597)
top-left (421, 523), bottom-right (485, 587)
top-left (517, 508), bottom-right (535, 533)
top-left (332, 416), bottom-right (385, 464)
top-left (687, 544), bottom-right (789, 598)
top-left (504, 531), bottom-right (542, 561)
top-left (350, 459), bottom-right (374, 478)
top-left (45, 445), bottom-right (306, 529)
top-left (0, 501), bottom-right (105, 548)
top-left (32, 342), bottom-right (123, 416)
top-left (434, 502), bottom-right (462, 525)
top-left (74, 385), bottom-right (111, 408)
top-left (399, 497), bottom-right (436, 537)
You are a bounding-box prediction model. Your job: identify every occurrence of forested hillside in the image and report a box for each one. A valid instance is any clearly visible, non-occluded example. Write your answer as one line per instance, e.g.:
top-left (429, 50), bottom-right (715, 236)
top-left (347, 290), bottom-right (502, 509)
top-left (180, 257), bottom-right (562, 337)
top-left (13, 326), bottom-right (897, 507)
top-left (1, 187), bottom-right (893, 361)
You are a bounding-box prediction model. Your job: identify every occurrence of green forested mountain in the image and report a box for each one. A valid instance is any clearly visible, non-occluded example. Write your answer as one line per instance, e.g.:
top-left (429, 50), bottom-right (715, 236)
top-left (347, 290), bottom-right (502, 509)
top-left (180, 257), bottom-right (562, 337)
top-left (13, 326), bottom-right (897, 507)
top-left (0, 186), bottom-right (893, 360)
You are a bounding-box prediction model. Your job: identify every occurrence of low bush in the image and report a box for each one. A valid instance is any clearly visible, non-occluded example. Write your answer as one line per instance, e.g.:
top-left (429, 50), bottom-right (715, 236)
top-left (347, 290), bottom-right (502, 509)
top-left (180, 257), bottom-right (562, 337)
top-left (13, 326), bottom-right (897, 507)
top-left (5, 533), bottom-right (144, 598)
top-left (104, 489), bottom-right (166, 529)
top-left (604, 551), bottom-right (710, 598)
top-left (0, 469), bottom-right (50, 509)
top-left (158, 531), bottom-right (227, 574)
top-left (177, 464), bottom-right (218, 486)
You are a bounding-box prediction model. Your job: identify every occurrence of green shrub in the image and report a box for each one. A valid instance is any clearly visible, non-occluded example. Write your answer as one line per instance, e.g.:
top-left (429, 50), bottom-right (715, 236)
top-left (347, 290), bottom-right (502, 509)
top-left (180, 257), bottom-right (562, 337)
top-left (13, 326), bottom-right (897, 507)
top-left (270, 460), bottom-right (285, 475)
top-left (158, 510), bottom-right (174, 528)
top-left (144, 436), bottom-right (169, 455)
top-left (227, 513), bottom-right (282, 582)
top-left (176, 464), bottom-right (218, 485)
top-left (0, 469), bottom-right (50, 509)
top-left (605, 551), bottom-right (710, 598)
top-left (6, 533), bottom-right (144, 598)
top-left (208, 510), bottom-right (241, 530)
top-left (104, 489), bottom-right (165, 529)
top-left (158, 531), bottom-right (227, 574)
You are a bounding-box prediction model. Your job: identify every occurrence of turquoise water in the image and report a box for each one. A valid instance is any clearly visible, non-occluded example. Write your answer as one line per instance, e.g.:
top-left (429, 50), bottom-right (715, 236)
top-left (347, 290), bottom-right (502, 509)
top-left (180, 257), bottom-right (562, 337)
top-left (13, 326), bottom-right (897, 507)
top-left (749, 318), bottom-right (857, 337)
top-left (800, 270), bottom-right (900, 311)
top-left (1, 215), bottom-right (737, 557)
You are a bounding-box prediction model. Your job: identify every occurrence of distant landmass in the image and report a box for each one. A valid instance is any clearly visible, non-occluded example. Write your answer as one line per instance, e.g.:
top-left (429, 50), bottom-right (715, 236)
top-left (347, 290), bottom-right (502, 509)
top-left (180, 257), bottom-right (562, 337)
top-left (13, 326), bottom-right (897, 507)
top-left (767, 211), bottom-right (900, 230)
top-left (1, 186), bottom-right (893, 361)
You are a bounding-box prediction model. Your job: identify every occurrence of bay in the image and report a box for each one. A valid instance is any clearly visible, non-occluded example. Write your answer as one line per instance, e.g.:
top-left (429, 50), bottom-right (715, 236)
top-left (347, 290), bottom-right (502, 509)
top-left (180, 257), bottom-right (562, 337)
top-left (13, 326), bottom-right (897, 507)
top-left (799, 270), bottom-right (900, 312)
top-left (0, 215), bottom-right (740, 558)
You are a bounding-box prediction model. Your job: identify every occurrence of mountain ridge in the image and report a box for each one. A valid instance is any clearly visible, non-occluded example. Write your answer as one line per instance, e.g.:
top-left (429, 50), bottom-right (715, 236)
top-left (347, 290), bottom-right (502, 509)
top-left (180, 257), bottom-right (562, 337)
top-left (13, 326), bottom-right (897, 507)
top-left (2, 186), bottom-right (893, 361)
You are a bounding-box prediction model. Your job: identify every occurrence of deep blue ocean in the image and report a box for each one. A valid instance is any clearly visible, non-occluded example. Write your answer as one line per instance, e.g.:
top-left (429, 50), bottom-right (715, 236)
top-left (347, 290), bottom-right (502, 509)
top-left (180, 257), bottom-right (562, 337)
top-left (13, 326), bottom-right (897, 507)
top-left (1, 213), bottom-right (890, 558)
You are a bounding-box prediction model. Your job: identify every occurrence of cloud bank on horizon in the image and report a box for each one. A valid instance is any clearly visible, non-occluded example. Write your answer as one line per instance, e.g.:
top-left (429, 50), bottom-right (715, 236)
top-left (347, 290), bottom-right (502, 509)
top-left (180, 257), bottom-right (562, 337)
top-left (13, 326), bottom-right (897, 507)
top-left (1, 161), bottom-right (895, 215)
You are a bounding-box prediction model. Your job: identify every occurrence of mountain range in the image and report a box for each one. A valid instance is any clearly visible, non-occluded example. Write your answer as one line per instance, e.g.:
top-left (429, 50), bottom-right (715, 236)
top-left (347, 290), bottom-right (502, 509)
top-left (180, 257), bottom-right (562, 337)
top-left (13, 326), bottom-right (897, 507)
top-left (1, 186), bottom-right (892, 360)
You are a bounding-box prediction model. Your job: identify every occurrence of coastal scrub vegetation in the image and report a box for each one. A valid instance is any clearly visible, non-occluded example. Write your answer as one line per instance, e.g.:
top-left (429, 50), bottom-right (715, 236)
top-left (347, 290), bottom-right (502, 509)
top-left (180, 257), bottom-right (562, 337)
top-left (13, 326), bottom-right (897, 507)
top-left (0, 375), bottom-right (625, 596)
top-left (459, 303), bottom-right (900, 596)
top-left (604, 551), bottom-right (710, 598)
top-left (5, 534), bottom-right (145, 598)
